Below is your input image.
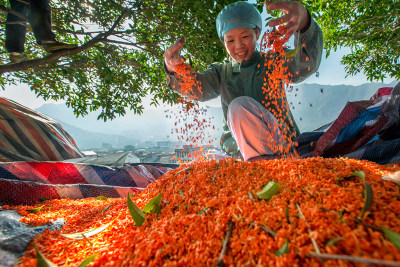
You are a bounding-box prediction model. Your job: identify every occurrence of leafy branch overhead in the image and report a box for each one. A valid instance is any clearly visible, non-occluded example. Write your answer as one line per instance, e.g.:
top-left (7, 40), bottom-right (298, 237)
top-left (0, 0), bottom-right (398, 121)
top-left (295, 0), bottom-right (400, 82)
top-left (0, 0), bottom-right (230, 120)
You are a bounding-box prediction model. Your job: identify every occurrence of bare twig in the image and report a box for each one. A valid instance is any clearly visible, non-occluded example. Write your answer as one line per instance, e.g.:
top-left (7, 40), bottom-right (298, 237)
top-left (0, 4), bottom-right (28, 21)
top-left (258, 224), bottom-right (276, 238)
top-left (52, 26), bottom-right (133, 36)
top-left (307, 253), bottom-right (400, 266)
top-left (175, 166), bottom-right (193, 176)
top-left (0, 21), bottom-right (27, 25)
top-left (216, 221), bottom-right (234, 267)
top-left (212, 161), bottom-right (220, 182)
top-left (352, 218), bottom-right (383, 232)
top-left (297, 204), bottom-right (322, 256)
top-left (16, 0), bottom-right (29, 5)
top-left (179, 176), bottom-right (189, 184)
top-left (248, 191), bottom-right (255, 201)
top-left (81, 233), bottom-right (94, 247)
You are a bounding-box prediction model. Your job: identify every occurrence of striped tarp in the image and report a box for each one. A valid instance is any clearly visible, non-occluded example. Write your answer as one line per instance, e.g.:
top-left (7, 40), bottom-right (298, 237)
top-left (0, 97), bottom-right (83, 162)
top-left (0, 162), bottom-right (168, 205)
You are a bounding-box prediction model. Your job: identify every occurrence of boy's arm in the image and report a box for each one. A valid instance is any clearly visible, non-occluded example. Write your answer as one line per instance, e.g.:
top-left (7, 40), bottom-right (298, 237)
top-left (164, 62), bottom-right (221, 102)
top-left (286, 14), bottom-right (324, 84)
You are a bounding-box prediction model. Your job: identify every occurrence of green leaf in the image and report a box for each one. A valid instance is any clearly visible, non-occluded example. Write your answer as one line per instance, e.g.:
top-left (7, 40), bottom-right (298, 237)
top-left (96, 196), bottom-right (109, 201)
top-left (285, 207), bottom-right (291, 224)
top-left (127, 193), bottom-right (146, 226)
top-left (351, 171), bottom-right (365, 180)
top-left (34, 243), bottom-right (57, 267)
top-left (60, 219), bottom-right (115, 239)
top-left (38, 198), bottom-right (50, 203)
top-left (382, 226), bottom-right (400, 250)
top-left (256, 181), bottom-right (280, 200)
top-left (275, 239), bottom-right (289, 256)
top-left (351, 171), bottom-right (374, 218)
top-left (77, 254), bottom-right (97, 267)
top-left (142, 193), bottom-right (162, 214)
top-left (325, 237), bottom-right (344, 246)
top-left (178, 188), bottom-right (184, 196)
top-left (198, 207), bottom-right (214, 216)
top-left (27, 205), bottom-right (44, 214)
top-left (101, 204), bottom-right (111, 214)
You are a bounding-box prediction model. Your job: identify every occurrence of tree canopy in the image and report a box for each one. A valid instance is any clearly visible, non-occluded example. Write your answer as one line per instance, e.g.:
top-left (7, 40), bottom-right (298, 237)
top-left (0, 0), bottom-right (236, 120)
top-left (0, 0), bottom-right (398, 121)
top-left (300, 0), bottom-right (399, 82)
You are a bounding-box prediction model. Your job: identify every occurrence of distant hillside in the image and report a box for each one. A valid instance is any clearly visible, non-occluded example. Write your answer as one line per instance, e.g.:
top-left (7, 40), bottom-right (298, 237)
top-left (36, 80), bottom-right (397, 148)
top-left (287, 80), bottom-right (398, 132)
top-left (58, 120), bottom-right (139, 150)
top-left (36, 104), bottom-right (224, 149)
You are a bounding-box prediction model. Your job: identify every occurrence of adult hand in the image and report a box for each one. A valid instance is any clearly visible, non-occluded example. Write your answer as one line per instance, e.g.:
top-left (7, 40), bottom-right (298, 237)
top-left (164, 37), bottom-right (186, 73)
top-left (266, 1), bottom-right (310, 41)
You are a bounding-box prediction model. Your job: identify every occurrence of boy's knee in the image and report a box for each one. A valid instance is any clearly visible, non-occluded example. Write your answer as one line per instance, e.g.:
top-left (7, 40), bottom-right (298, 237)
top-left (227, 96), bottom-right (257, 120)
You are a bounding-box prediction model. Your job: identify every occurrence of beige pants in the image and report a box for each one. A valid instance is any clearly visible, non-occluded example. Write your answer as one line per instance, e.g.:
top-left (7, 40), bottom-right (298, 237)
top-left (227, 96), bottom-right (288, 161)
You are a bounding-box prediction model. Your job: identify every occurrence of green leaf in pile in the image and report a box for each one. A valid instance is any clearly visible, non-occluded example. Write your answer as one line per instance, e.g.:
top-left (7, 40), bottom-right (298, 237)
top-left (96, 196), bottom-right (109, 201)
top-left (60, 219), bottom-right (115, 239)
top-left (34, 243), bottom-right (57, 267)
top-left (285, 207), bottom-right (291, 224)
top-left (27, 205), bottom-right (45, 214)
top-left (198, 207), bottom-right (215, 216)
top-left (351, 170), bottom-right (366, 180)
top-left (178, 188), bottom-right (184, 196)
top-left (275, 239), bottom-right (289, 256)
top-left (101, 204), bottom-right (111, 214)
top-left (256, 181), bottom-right (280, 200)
top-left (143, 193), bottom-right (162, 214)
top-left (351, 171), bottom-right (374, 218)
top-left (127, 193), bottom-right (146, 226)
top-left (325, 237), bottom-right (344, 246)
top-left (77, 254), bottom-right (97, 267)
top-left (382, 226), bottom-right (400, 250)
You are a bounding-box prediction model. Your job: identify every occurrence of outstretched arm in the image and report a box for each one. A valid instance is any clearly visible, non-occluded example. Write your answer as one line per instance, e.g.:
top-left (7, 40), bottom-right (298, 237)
top-left (266, 1), bottom-right (311, 41)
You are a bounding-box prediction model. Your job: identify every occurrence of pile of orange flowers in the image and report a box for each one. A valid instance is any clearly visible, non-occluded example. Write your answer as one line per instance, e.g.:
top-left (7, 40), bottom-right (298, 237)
top-left (7, 157), bottom-right (400, 266)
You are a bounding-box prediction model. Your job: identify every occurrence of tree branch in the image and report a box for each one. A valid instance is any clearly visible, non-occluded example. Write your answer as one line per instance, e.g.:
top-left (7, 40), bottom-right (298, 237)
top-left (105, 39), bottom-right (162, 57)
top-left (52, 26), bottom-right (132, 36)
top-left (0, 21), bottom-right (27, 25)
top-left (0, 10), bottom-right (127, 74)
top-left (0, 4), bottom-right (28, 21)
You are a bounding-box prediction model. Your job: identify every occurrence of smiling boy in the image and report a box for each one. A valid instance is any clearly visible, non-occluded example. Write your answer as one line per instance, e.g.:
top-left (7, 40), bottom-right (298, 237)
top-left (164, 1), bottom-right (323, 161)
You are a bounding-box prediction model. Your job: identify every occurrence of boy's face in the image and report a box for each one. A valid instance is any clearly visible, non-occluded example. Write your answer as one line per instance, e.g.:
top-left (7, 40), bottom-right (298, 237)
top-left (224, 27), bottom-right (259, 63)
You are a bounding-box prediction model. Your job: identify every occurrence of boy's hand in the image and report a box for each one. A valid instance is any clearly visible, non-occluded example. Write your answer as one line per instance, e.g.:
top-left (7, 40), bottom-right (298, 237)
top-left (266, 1), bottom-right (311, 41)
top-left (164, 37), bottom-right (186, 73)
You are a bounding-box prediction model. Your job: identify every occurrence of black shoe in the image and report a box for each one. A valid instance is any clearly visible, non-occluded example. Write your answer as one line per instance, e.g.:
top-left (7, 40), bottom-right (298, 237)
top-left (41, 41), bottom-right (77, 53)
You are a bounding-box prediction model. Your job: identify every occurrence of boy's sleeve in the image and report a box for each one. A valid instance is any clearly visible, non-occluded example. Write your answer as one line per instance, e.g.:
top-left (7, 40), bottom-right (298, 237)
top-left (164, 62), bottom-right (222, 102)
top-left (285, 14), bottom-right (324, 84)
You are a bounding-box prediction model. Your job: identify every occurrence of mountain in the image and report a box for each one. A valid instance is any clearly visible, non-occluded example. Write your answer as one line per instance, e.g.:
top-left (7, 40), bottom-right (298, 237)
top-left (36, 80), bottom-right (397, 148)
top-left (287, 80), bottom-right (397, 132)
top-left (58, 120), bottom-right (139, 150)
top-left (36, 104), bottom-right (224, 149)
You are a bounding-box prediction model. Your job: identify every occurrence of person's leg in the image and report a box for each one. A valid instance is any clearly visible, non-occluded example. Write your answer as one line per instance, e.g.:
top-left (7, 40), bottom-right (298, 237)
top-left (28, 0), bottom-right (77, 53)
top-left (5, 0), bottom-right (29, 53)
top-left (28, 0), bottom-right (55, 44)
top-left (227, 96), bottom-right (288, 161)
